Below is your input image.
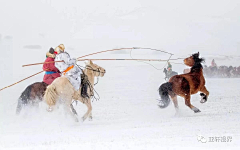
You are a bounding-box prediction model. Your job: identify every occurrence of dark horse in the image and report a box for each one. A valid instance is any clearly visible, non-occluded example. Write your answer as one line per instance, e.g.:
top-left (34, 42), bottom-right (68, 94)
top-left (158, 52), bottom-right (209, 113)
top-left (16, 82), bottom-right (48, 114)
top-left (163, 68), bottom-right (178, 81)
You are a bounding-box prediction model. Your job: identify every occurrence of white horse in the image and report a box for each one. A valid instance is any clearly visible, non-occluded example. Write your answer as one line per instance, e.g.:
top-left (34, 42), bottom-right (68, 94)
top-left (44, 60), bottom-right (106, 122)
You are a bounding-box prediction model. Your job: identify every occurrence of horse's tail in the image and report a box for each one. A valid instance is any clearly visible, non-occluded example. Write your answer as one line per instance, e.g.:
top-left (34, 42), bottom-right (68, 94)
top-left (16, 85), bottom-right (32, 114)
top-left (44, 84), bottom-right (57, 106)
top-left (158, 82), bottom-right (173, 108)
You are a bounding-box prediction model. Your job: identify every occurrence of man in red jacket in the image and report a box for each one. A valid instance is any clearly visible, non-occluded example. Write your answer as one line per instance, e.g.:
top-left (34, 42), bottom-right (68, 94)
top-left (42, 47), bottom-right (61, 85)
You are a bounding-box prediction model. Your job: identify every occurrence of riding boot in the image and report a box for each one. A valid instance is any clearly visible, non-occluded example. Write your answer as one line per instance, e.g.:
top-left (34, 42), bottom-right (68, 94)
top-left (81, 84), bottom-right (89, 98)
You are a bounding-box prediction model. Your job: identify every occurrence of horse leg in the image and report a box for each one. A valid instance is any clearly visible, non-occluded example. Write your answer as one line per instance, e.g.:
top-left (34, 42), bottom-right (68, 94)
top-left (70, 103), bottom-right (78, 116)
top-left (64, 100), bottom-right (79, 122)
top-left (170, 95), bottom-right (179, 112)
top-left (16, 98), bottom-right (23, 115)
top-left (199, 86), bottom-right (209, 103)
top-left (184, 94), bottom-right (201, 113)
top-left (82, 98), bottom-right (92, 122)
top-left (89, 112), bottom-right (93, 121)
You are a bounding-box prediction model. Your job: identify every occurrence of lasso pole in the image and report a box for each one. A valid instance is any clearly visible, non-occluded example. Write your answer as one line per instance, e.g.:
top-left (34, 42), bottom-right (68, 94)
top-left (77, 47), bottom-right (134, 59)
top-left (77, 58), bottom-right (183, 61)
top-left (0, 71), bottom-right (44, 91)
top-left (22, 60), bottom-right (63, 67)
top-left (22, 47), bottom-right (179, 67)
top-left (22, 58), bottom-right (184, 67)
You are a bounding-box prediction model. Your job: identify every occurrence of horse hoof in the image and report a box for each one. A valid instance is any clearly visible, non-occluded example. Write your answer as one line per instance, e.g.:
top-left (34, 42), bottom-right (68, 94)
top-left (75, 118), bottom-right (79, 122)
top-left (82, 117), bottom-right (86, 122)
top-left (200, 93), bottom-right (207, 103)
top-left (89, 116), bottom-right (93, 121)
top-left (47, 107), bottom-right (53, 112)
top-left (16, 110), bottom-right (20, 115)
top-left (192, 107), bottom-right (201, 113)
top-left (200, 99), bottom-right (207, 103)
top-left (194, 109), bottom-right (201, 113)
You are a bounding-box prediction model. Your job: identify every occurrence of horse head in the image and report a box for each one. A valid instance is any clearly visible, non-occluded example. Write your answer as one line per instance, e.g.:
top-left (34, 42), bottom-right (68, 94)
top-left (184, 52), bottom-right (204, 68)
top-left (85, 60), bottom-right (106, 77)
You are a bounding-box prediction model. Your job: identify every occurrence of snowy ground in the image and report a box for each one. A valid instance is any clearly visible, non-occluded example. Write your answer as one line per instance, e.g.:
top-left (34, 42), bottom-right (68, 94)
top-left (0, 60), bottom-right (240, 150)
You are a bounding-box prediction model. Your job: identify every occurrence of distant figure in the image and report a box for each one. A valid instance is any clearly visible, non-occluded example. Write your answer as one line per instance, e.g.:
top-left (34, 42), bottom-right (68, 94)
top-left (163, 68), bottom-right (178, 81)
top-left (167, 62), bottom-right (172, 76)
top-left (211, 59), bottom-right (217, 67)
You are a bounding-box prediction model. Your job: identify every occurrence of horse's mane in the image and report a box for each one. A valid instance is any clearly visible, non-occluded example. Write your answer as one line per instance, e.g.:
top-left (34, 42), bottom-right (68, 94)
top-left (191, 52), bottom-right (205, 70)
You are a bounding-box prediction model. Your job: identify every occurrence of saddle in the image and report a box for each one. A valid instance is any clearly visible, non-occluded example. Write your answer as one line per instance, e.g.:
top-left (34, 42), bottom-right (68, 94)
top-left (80, 74), bottom-right (90, 98)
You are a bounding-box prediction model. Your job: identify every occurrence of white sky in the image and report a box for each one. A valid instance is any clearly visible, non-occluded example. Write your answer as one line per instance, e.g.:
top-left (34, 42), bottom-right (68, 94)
top-left (0, 0), bottom-right (240, 55)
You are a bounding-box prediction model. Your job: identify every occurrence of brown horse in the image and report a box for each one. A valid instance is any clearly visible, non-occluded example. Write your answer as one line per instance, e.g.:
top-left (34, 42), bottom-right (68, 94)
top-left (16, 82), bottom-right (48, 114)
top-left (158, 52), bottom-right (209, 113)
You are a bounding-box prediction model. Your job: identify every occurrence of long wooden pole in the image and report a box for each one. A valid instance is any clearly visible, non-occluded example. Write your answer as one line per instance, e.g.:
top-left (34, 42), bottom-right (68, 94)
top-left (22, 48), bottom-right (134, 67)
top-left (77, 58), bottom-right (183, 61)
top-left (22, 58), bottom-right (184, 67)
top-left (22, 60), bottom-right (63, 67)
top-left (77, 47), bottom-right (134, 59)
top-left (22, 58), bottom-right (183, 67)
top-left (1, 47), bottom-right (178, 91)
top-left (0, 71), bottom-right (44, 91)
top-left (22, 47), bottom-right (177, 67)
top-left (77, 47), bottom-right (174, 59)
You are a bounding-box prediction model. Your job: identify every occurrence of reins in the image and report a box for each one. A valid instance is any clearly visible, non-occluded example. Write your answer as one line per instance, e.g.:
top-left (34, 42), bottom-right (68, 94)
top-left (85, 65), bottom-right (102, 85)
top-left (76, 64), bottom-right (102, 102)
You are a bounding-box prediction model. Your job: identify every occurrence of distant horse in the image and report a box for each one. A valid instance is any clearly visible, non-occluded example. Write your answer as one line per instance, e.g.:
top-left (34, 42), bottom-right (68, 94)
top-left (158, 52), bottom-right (209, 113)
top-left (163, 68), bottom-right (178, 81)
top-left (218, 66), bottom-right (231, 78)
top-left (16, 82), bottom-right (48, 114)
top-left (44, 60), bottom-right (106, 122)
top-left (234, 66), bottom-right (240, 77)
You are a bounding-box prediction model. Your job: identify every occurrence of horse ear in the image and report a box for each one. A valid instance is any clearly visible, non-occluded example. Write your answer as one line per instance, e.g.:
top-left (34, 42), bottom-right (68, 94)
top-left (89, 60), bottom-right (93, 65)
top-left (197, 52), bottom-right (199, 57)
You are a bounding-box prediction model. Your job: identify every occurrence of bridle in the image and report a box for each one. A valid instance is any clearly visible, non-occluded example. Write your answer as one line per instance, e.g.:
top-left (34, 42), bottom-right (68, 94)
top-left (85, 65), bottom-right (105, 85)
top-left (85, 65), bottom-right (105, 75)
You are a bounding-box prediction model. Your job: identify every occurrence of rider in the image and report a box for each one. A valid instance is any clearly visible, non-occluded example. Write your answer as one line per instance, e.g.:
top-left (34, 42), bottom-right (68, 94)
top-left (42, 47), bottom-right (61, 85)
top-left (54, 44), bottom-right (88, 98)
top-left (167, 62), bottom-right (172, 77)
top-left (211, 59), bottom-right (217, 67)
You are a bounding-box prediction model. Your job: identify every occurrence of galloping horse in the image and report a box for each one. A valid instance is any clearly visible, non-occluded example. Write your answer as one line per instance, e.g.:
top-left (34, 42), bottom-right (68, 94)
top-left (44, 60), bottom-right (106, 122)
top-left (16, 82), bottom-right (48, 114)
top-left (163, 68), bottom-right (178, 81)
top-left (158, 52), bottom-right (209, 113)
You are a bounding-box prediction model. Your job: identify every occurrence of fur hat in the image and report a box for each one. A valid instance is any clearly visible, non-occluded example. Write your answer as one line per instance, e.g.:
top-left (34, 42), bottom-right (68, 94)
top-left (58, 44), bottom-right (65, 51)
top-left (55, 44), bottom-right (65, 54)
top-left (46, 47), bottom-right (55, 58)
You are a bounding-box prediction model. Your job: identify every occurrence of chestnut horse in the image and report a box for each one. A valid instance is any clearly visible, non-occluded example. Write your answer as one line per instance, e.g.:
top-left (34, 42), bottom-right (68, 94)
top-left (158, 52), bottom-right (209, 113)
